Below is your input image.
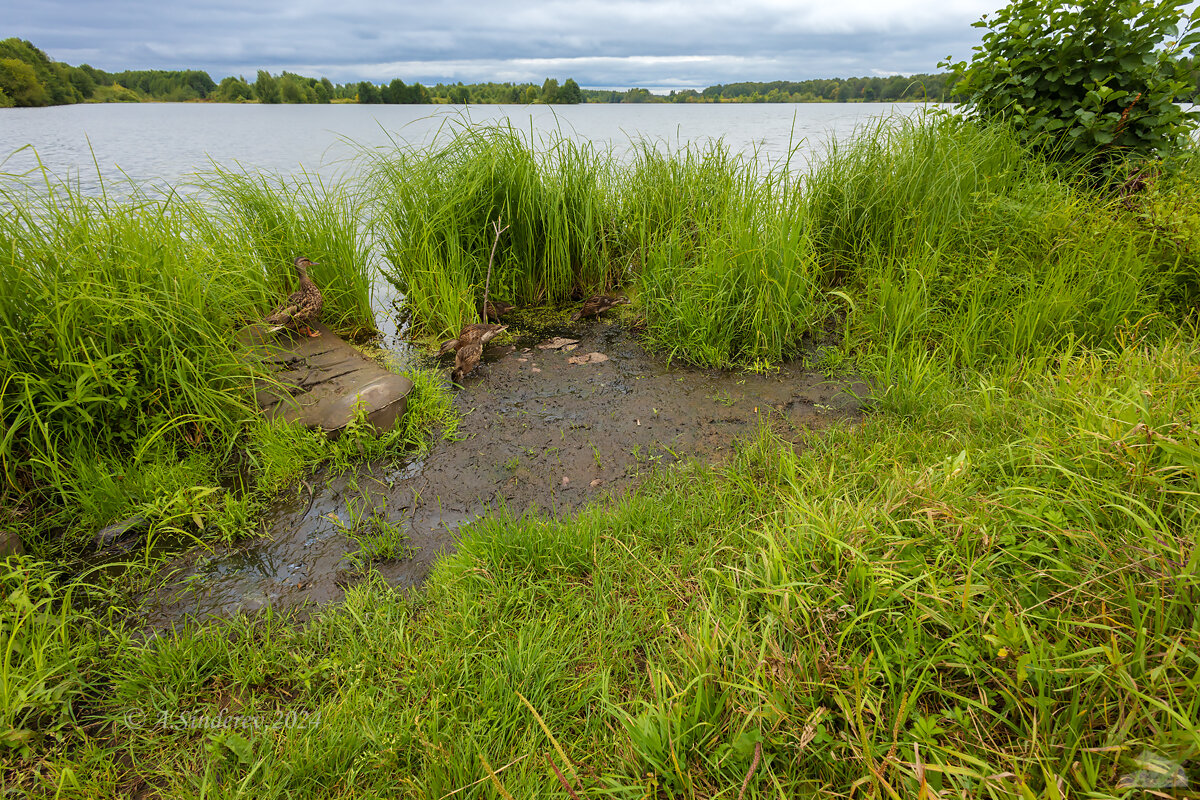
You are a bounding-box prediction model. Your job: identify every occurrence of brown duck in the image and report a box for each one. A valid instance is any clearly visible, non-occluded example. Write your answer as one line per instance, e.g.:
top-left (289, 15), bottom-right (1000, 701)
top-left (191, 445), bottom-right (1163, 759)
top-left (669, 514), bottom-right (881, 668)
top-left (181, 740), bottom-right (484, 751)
top-left (570, 294), bottom-right (629, 321)
top-left (482, 300), bottom-right (516, 322)
top-left (265, 257), bottom-right (323, 337)
top-left (437, 323), bottom-right (508, 356)
top-left (451, 340), bottom-right (483, 383)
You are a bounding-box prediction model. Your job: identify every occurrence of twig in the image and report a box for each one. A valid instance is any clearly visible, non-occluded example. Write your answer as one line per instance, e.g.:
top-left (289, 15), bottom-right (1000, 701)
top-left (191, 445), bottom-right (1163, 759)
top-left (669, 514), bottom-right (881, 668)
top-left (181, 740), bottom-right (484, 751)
top-left (737, 741), bottom-right (762, 800)
top-left (547, 753), bottom-right (582, 799)
top-left (481, 216), bottom-right (509, 323)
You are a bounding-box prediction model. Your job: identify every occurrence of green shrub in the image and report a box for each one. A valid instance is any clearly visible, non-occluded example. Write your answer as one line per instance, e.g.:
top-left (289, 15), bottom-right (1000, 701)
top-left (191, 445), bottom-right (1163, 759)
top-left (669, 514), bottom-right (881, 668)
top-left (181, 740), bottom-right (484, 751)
top-left (946, 0), bottom-right (1200, 171)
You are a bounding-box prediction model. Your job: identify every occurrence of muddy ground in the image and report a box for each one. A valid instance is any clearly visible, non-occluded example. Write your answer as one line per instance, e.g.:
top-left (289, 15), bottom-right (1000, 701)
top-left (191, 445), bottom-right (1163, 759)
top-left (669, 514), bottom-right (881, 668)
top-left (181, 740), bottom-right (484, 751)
top-left (141, 320), bottom-right (867, 629)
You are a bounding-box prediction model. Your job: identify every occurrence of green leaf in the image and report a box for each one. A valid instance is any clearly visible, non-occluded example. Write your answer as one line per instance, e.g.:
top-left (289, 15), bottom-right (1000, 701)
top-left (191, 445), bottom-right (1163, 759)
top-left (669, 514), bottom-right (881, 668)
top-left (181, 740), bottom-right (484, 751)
top-left (222, 733), bottom-right (253, 765)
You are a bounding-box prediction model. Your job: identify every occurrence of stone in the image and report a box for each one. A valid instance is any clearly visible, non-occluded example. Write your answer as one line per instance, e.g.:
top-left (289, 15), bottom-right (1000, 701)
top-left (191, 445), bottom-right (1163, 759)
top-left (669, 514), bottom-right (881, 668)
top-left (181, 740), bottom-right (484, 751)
top-left (0, 528), bottom-right (23, 557)
top-left (237, 323), bottom-right (413, 438)
top-left (537, 337), bottom-right (579, 350)
top-left (567, 352), bottom-right (609, 365)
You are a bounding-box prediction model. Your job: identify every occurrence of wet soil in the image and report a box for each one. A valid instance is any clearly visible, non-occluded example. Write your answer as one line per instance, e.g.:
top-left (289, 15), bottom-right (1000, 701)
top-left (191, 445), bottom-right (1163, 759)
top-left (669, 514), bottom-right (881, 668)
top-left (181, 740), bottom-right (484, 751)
top-left (141, 321), bottom-right (867, 629)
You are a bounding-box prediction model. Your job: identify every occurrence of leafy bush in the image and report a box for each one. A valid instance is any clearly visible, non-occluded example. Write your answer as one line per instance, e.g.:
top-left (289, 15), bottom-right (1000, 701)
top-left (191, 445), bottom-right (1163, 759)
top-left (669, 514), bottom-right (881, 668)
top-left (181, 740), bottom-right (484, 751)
top-left (946, 0), bottom-right (1200, 171)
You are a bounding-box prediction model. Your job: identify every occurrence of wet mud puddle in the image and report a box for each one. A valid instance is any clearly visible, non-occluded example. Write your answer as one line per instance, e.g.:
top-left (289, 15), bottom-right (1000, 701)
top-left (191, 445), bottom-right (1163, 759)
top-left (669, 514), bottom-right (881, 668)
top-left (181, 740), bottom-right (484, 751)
top-left (141, 323), bottom-right (867, 628)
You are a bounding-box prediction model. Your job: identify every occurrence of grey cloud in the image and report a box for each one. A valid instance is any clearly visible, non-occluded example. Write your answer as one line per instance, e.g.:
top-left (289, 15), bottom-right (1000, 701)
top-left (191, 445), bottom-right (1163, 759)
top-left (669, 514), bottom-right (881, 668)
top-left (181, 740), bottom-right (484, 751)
top-left (9, 0), bottom-right (995, 86)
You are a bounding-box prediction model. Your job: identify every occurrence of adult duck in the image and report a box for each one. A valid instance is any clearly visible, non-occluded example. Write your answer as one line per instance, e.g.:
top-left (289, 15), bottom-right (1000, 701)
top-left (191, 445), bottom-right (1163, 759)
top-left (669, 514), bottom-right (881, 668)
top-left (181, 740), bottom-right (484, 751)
top-left (451, 340), bottom-right (483, 383)
top-left (265, 257), bottom-right (323, 337)
top-left (570, 294), bottom-right (629, 321)
top-left (482, 299), bottom-right (516, 322)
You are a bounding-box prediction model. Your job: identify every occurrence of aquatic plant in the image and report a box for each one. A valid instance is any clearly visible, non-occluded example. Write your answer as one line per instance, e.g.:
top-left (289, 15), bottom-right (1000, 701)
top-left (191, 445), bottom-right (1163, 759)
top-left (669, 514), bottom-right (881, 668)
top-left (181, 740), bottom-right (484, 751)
top-left (370, 116), bottom-right (1185, 370)
top-left (369, 120), bottom-right (623, 338)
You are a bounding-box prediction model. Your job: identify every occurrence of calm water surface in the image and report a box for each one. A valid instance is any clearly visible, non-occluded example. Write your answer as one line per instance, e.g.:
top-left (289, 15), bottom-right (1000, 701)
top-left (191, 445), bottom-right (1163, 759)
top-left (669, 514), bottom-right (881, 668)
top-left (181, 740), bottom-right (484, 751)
top-left (1, 102), bottom-right (945, 194)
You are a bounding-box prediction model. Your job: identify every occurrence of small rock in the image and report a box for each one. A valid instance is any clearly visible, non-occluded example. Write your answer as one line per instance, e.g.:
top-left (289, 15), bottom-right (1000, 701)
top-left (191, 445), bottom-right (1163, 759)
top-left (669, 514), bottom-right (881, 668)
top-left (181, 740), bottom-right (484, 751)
top-left (517, 358), bottom-right (527, 362)
top-left (0, 528), bottom-right (22, 557)
top-left (531, 367), bottom-right (541, 373)
top-left (589, 478), bottom-right (603, 487)
top-left (567, 352), bottom-right (609, 365)
top-left (561, 476), bottom-right (570, 485)
top-left (92, 515), bottom-right (148, 551)
top-left (537, 337), bottom-right (579, 350)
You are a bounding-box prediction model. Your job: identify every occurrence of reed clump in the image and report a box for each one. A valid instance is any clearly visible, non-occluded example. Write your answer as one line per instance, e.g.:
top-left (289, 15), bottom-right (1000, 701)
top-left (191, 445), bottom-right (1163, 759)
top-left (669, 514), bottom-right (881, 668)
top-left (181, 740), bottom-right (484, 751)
top-left (0, 169), bottom-right (448, 554)
top-left (194, 167), bottom-right (377, 337)
top-left (806, 115), bottom-right (1174, 369)
top-left (370, 121), bottom-right (622, 339)
top-left (0, 179), bottom-right (265, 542)
top-left (372, 115), bottom-right (1189, 371)
top-left (623, 140), bottom-right (824, 366)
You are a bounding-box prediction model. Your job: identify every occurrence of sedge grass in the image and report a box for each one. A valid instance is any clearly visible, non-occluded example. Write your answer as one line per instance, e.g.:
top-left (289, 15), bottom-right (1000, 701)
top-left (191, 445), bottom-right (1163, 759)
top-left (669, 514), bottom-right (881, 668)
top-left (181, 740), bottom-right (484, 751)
top-left (12, 330), bottom-right (1196, 798)
top-left (808, 114), bottom-right (1176, 371)
top-left (369, 120), bottom-right (622, 338)
top-left (4, 116), bottom-right (1200, 797)
top-left (625, 139), bottom-right (827, 367)
top-left (192, 166), bottom-right (377, 338)
top-left (369, 115), bottom-right (1188, 371)
top-left (0, 165), bottom-right (451, 556)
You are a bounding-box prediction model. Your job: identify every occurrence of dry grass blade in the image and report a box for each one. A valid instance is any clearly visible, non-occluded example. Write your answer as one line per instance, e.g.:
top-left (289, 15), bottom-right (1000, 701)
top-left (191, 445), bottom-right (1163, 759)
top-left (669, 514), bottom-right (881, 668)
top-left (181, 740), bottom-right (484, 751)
top-left (547, 753), bottom-right (582, 799)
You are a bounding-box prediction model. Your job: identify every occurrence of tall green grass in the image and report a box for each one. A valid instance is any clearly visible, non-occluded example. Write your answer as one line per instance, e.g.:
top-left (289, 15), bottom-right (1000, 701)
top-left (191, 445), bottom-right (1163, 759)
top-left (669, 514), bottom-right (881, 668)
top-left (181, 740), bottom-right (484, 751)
top-left (624, 140), bottom-right (825, 366)
top-left (369, 121), bottom-right (623, 338)
top-left (23, 332), bottom-right (1196, 798)
top-left (0, 167), bottom-right (441, 554)
top-left (0, 177), bottom-right (266, 541)
top-left (808, 115), bottom-right (1175, 369)
top-left (195, 167), bottom-right (376, 337)
top-left (370, 114), bottom-right (1189, 370)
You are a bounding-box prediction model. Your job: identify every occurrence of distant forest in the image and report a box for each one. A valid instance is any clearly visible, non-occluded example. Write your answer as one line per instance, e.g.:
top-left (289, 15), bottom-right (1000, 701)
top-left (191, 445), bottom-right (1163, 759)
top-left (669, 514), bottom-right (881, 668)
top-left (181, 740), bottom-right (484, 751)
top-left (3, 36), bottom-right (972, 108)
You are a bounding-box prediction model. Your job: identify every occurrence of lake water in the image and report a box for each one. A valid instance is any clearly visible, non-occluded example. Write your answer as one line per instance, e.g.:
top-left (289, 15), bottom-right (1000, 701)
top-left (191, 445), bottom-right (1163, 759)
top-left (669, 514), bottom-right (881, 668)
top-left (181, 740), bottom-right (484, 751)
top-left (1, 102), bottom-right (947, 195)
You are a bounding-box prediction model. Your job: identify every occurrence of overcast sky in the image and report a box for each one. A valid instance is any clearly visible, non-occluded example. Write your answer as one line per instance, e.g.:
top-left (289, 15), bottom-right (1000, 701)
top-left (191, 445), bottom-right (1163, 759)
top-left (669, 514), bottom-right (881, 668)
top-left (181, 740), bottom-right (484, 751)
top-left (10, 0), bottom-right (999, 90)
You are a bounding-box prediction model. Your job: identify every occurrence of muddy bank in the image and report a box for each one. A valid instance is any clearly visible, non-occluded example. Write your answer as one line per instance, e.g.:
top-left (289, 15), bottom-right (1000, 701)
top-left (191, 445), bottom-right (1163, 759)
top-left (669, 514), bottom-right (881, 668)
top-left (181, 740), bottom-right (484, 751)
top-left (141, 321), bottom-right (866, 628)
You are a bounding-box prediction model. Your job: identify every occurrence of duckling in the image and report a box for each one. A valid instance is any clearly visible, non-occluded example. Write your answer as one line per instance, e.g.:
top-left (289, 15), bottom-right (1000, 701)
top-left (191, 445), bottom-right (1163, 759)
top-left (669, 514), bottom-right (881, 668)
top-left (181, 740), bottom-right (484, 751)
top-left (451, 340), bottom-right (483, 383)
top-left (437, 323), bottom-right (508, 356)
top-left (482, 299), bottom-right (516, 322)
top-left (265, 257), bottom-right (324, 337)
top-left (570, 294), bottom-right (629, 322)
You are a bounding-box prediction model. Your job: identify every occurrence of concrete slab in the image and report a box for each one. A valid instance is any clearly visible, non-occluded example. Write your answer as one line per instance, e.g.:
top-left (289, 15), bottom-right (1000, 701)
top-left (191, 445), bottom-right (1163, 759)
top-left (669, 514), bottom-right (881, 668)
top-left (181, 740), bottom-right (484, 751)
top-left (238, 323), bottom-right (412, 438)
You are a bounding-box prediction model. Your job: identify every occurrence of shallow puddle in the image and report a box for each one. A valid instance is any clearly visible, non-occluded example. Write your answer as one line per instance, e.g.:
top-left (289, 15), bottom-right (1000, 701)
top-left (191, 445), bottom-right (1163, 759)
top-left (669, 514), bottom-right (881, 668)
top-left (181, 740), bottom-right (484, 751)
top-left (140, 321), bottom-right (866, 629)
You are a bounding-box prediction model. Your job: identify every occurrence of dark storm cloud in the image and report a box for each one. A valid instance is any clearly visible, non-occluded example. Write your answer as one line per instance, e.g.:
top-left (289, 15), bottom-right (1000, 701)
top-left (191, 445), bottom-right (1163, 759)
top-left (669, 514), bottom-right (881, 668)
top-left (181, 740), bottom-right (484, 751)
top-left (8, 0), bottom-right (997, 88)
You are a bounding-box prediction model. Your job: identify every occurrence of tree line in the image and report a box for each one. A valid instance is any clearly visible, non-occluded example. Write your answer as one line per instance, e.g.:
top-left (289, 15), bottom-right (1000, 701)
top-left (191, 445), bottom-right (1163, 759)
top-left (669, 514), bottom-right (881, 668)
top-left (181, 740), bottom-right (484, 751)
top-left (16, 35), bottom-right (1197, 109)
